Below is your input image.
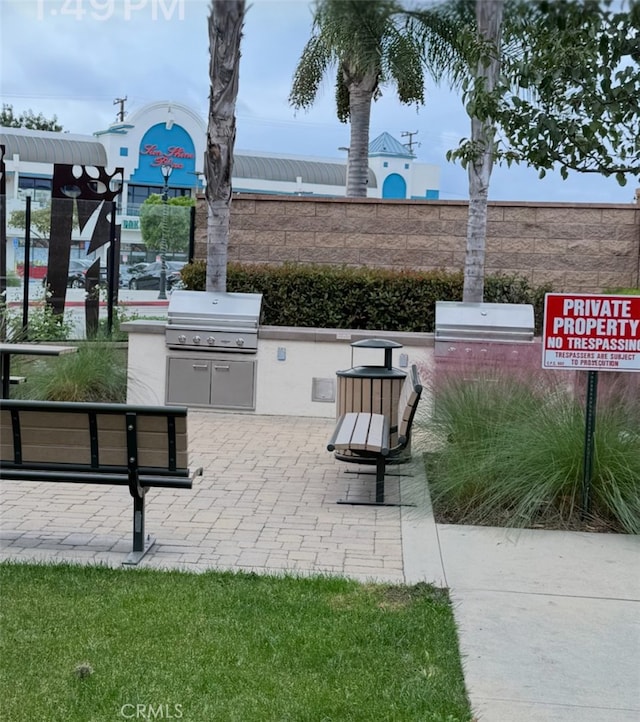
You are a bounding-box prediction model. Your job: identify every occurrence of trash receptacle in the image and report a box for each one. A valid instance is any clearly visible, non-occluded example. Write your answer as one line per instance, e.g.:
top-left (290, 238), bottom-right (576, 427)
top-left (336, 339), bottom-right (406, 457)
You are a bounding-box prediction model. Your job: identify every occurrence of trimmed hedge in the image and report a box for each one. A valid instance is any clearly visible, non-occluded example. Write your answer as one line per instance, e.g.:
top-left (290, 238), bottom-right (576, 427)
top-left (180, 261), bottom-right (551, 333)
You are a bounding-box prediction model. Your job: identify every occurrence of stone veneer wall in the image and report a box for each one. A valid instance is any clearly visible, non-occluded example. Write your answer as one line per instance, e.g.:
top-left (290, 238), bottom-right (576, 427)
top-left (194, 194), bottom-right (640, 293)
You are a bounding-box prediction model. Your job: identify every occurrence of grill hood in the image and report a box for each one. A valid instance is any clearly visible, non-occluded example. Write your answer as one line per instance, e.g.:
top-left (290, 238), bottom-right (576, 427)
top-left (166, 291), bottom-right (263, 352)
top-left (435, 301), bottom-right (534, 344)
top-left (167, 291), bottom-right (263, 329)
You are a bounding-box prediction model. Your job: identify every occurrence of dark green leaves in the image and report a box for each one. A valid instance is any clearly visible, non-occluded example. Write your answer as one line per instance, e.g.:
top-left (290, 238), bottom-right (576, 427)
top-left (493, 0), bottom-right (640, 181)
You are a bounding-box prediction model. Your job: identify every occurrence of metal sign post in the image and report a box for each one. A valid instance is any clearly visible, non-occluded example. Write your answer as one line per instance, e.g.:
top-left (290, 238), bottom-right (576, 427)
top-left (581, 370), bottom-right (598, 519)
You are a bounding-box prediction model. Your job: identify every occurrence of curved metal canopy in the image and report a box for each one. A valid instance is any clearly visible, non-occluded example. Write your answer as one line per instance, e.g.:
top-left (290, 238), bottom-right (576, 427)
top-left (0, 127), bottom-right (107, 167)
top-left (233, 154), bottom-right (377, 188)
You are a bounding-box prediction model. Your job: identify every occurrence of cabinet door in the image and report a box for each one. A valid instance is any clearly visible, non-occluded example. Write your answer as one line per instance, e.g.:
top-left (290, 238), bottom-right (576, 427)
top-left (210, 359), bottom-right (256, 409)
top-left (166, 357), bottom-right (211, 406)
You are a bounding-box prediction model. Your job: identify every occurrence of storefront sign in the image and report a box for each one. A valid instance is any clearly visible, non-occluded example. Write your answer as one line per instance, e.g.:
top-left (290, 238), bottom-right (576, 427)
top-left (542, 293), bottom-right (640, 371)
top-left (131, 122), bottom-right (197, 186)
top-left (140, 144), bottom-right (195, 169)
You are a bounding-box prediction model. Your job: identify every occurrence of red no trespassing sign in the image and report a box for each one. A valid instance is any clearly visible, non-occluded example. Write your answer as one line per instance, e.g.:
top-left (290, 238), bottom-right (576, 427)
top-left (542, 293), bottom-right (640, 372)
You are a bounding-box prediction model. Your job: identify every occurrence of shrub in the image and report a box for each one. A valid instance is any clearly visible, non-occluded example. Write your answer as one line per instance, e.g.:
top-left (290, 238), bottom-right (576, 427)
top-left (602, 287), bottom-right (640, 295)
top-left (1, 301), bottom-right (74, 342)
top-left (179, 261), bottom-right (550, 332)
top-left (94, 305), bottom-right (140, 342)
top-left (180, 259), bottom-right (206, 290)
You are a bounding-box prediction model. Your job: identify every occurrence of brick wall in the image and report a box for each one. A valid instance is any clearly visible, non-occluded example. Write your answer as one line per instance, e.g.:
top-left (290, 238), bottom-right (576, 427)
top-left (194, 194), bottom-right (640, 293)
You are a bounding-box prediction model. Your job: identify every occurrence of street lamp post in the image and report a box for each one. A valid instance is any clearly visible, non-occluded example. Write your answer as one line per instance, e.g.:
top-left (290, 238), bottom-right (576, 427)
top-left (158, 164), bottom-right (173, 300)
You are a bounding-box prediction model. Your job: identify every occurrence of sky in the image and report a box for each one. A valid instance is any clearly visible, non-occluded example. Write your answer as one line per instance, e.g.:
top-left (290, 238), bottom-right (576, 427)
top-left (0, 0), bottom-right (637, 204)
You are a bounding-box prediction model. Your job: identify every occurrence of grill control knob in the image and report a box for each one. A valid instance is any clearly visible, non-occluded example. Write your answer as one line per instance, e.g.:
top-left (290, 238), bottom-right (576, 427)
top-left (236, 338), bottom-right (245, 347)
top-left (193, 335), bottom-right (201, 345)
top-left (178, 335), bottom-right (187, 344)
top-left (207, 336), bottom-right (216, 345)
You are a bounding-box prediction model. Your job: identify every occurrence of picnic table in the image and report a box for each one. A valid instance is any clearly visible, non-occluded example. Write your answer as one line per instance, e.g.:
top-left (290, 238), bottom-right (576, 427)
top-left (0, 343), bottom-right (78, 399)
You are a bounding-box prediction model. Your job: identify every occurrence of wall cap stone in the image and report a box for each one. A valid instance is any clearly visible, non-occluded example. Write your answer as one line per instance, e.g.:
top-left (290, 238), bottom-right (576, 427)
top-left (227, 193), bottom-right (637, 210)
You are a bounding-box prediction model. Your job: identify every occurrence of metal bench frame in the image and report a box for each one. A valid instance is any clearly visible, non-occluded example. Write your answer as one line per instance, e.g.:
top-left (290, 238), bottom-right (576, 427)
top-left (327, 365), bottom-right (423, 505)
top-left (0, 399), bottom-right (202, 565)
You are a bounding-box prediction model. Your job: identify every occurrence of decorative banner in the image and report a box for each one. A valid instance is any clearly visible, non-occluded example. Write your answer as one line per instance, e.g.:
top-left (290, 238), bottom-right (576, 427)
top-left (542, 293), bottom-right (640, 372)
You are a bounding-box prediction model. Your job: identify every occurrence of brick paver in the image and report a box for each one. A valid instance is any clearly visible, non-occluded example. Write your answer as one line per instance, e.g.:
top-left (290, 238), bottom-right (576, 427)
top-left (0, 410), bottom-right (430, 582)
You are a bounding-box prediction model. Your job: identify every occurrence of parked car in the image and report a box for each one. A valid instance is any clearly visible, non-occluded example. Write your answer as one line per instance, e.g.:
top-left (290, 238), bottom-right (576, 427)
top-left (127, 261), bottom-right (185, 290)
top-left (118, 265), bottom-right (135, 289)
top-left (43, 258), bottom-right (107, 289)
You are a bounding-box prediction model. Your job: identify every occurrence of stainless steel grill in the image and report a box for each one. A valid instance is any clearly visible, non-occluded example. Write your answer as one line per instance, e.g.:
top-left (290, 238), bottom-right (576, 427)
top-left (434, 301), bottom-right (535, 363)
top-left (166, 290), bottom-right (263, 353)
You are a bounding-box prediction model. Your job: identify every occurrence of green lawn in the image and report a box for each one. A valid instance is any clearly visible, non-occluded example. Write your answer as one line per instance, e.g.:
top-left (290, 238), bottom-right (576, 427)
top-left (0, 562), bottom-right (472, 722)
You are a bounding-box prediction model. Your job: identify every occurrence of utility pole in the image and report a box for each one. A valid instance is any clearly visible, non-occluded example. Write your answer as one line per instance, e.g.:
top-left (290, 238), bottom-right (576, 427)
top-left (114, 97), bottom-right (128, 123)
top-left (401, 131), bottom-right (420, 156)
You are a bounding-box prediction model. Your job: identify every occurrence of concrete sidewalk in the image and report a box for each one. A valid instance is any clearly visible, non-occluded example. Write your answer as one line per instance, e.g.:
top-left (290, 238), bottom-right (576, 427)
top-left (1, 410), bottom-right (638, 721)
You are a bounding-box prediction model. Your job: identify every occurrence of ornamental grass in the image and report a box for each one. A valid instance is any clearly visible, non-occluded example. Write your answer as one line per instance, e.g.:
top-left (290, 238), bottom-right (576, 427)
top-left (418, 350), bottom-right (640, 534)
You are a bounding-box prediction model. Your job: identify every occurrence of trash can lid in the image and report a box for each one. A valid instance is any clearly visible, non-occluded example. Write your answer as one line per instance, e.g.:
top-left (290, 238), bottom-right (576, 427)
top-left (350, 338), bottom-right (403, 349)
top-left (337, 366), bottom-right (406, 379)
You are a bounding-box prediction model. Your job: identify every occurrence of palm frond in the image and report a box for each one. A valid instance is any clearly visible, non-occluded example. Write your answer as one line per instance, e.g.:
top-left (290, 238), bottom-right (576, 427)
top-left (289, 34), bottom-right (334, 110)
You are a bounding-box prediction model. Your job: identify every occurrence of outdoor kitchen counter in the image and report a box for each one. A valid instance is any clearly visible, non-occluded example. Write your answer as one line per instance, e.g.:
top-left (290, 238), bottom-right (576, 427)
top-left (120, 321), bottom-right (435, 346)
top-left (257, 326), bottom-right (434, 347)
top-left (122, 320), bottom-right (434, 418)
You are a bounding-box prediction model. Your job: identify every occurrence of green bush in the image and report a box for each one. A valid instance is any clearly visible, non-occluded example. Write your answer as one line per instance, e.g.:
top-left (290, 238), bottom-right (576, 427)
top-left (602, 287), bottom-right (640, 295)
top-left (180, 261), bottom-right (550, 332)
top-left (1, 301), bottom-right (74, 342)
top-left (180, 258), bottom-right (206, 290)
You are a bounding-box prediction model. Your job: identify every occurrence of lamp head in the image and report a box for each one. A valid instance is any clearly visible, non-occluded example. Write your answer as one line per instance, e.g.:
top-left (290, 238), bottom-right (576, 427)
top-left (160, 164), bottom-right (173, 181)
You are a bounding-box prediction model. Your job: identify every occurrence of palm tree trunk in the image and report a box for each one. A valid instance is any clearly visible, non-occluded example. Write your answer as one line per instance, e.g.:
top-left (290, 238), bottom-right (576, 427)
top-left (205, 0), bottom-right (245, 292)
top-left (463, 0), bottom-right (504, 303)
top-left (346, 73), bottom-right (377, 198)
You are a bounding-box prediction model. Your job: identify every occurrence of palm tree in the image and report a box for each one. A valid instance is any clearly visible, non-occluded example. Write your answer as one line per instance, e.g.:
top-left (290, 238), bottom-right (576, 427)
top-left (205, 0), bottom-right (245, 292)
top-left (291, 0), bottom-right (508, 294)
top-left (289, 0), bottom-right (427, 198)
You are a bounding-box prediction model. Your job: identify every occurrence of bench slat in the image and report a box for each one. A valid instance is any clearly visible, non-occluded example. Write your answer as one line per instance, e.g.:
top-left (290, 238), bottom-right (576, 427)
top-left (1, 408), bottom-right (189, 471)
top-left (328, 412), bottom-right (390, 455)
top-left (329, 412), bottom-right (359, 450)
top-left (350, 413), bottom-right (373, 450)
top-left (365, 413), bottom-right (387, 454)
top-left (0, 399), bottom-right (198, 564)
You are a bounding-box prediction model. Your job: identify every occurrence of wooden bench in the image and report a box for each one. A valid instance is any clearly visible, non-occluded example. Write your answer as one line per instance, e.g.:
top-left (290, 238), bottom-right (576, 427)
top-left (327, 365), bottom-right (423, 505)
top-left (0, 399), bottom-right (202, 565)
